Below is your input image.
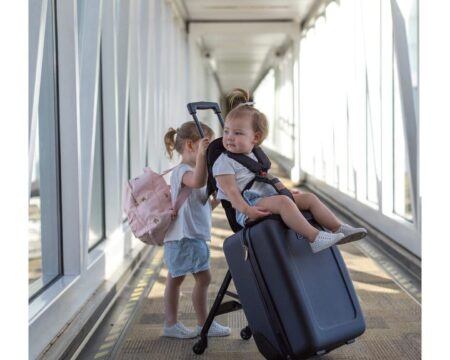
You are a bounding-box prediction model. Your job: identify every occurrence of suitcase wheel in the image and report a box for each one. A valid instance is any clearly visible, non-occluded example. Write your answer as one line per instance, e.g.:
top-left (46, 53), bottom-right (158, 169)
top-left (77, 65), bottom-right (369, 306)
top-left (193, 338), bottom-right (207, 355)
top-left (240, 326), bottom-right (252, 340)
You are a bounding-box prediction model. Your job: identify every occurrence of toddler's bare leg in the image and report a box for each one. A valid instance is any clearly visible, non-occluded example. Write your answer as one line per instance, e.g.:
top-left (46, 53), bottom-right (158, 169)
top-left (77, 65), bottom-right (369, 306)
top-left (164, 274), bottom-right (186, 326)
top-left (192, 270), bottom-right (211, 326)
top-left (256, 195), bottom-right (319, 241)
top-left (293, 193), bottom-right (341, 232)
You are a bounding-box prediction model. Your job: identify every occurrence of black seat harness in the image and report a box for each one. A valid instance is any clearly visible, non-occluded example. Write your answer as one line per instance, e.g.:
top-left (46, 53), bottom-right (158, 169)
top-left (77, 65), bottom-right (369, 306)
top-left (217, 146), bottom-right (294, 232)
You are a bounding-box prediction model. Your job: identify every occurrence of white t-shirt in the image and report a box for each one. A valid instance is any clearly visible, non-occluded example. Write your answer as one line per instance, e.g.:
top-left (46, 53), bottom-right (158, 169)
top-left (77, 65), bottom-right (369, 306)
top-left (164, 163), bottom-right (211, 242)
top-left (212, 152), bottom-right (278, 201)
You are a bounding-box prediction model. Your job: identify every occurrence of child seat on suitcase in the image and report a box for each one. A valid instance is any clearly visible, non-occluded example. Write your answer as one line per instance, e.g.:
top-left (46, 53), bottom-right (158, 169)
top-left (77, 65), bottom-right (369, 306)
top-left (187, 102), bottom-right (366, 359)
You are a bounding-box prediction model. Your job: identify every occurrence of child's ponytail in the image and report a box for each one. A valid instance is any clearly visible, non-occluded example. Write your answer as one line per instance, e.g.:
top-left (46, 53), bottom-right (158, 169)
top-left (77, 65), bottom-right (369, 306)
top-left (227, 88), bottom-right (251, 113)
top-left (164, 122), bottom-right (214, 159)
top-left (164, 127), bottom-right (177, 159)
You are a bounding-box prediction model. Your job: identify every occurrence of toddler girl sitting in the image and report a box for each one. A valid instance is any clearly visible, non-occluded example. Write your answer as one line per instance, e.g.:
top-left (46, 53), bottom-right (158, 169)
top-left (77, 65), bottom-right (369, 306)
top-left (213, 89), bottom-right (367, 253)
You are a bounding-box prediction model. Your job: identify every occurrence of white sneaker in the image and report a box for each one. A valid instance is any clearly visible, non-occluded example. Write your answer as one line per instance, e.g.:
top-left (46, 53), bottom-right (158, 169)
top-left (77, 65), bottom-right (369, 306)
top-left (163, 322), bottom-right (198, 339)
top-left (196, 320), bottom-right (231, 337)
top-left (310, 231), bottom-right (345, 254)
top-left (336, 224), bottom-right (367, 244)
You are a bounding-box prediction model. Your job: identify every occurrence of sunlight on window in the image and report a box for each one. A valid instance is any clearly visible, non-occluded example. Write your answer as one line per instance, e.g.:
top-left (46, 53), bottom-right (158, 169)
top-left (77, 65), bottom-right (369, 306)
top-left (298, 0), bottom-right (416, 223)
top-left (88, 72), bottom-right (106, 250)
top-left (393, 64), bottom-right (413, 221)
top-left (29, 0), bottom-right (61, 297)
top-left (29, 128), bottom-right (42, 285)
top-left (254, 69), bottom-right (275, 148)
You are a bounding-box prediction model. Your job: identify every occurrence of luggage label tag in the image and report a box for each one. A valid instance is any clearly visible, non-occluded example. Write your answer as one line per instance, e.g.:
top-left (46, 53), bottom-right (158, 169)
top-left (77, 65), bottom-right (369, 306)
top-left (240, 236), bottom-right (249, 261)
top-left (241, 231), bottom-right (250, 261)
top-left (242, 244), bottom-right (248, 261)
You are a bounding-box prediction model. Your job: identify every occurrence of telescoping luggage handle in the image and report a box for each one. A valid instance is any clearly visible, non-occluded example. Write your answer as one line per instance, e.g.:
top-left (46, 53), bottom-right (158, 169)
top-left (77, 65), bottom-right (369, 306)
top-left (187, 102), bottom-right (225, 138)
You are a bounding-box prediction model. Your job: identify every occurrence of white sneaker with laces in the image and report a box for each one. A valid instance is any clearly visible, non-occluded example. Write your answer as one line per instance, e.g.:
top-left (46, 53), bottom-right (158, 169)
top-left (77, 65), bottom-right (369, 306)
top-left (196, 320), bottom-right (231, 337)
top-left (336, 224), bottom-right (367, 244)
top-left (310, 231), bottom-right (345, 254)
top-left (163, 322), bottom-right (197, 339)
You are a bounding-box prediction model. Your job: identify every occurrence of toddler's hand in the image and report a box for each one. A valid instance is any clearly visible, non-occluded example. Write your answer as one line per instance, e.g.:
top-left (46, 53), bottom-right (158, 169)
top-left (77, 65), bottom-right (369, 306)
top-left (198, 138), bottom-right (210, 156)
top-left (245, 205), bottom-right (271, 221)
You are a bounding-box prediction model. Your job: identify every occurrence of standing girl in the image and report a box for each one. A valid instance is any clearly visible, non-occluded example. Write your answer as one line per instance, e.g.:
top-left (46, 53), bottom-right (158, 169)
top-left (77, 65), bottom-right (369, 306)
top-left (162, 121), bottom-right (230, 339)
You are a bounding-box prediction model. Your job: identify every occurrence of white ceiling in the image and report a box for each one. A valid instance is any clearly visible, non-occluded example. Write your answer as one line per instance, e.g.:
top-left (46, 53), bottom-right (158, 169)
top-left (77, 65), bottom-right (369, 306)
top-left (178, 0), bottom-right (317, 94)
top-left (182, 0), bottom-right (315, 22)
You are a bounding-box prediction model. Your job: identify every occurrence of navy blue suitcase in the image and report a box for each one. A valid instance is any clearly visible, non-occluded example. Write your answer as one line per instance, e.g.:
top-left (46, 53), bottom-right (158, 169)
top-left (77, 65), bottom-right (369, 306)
top-left (223, 218), bottom-right (366, 359)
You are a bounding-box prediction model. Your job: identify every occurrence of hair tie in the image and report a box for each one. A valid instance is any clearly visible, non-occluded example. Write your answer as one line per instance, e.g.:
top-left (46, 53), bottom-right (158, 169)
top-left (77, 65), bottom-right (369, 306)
top-left (235, 101), bottom-right (255, 109)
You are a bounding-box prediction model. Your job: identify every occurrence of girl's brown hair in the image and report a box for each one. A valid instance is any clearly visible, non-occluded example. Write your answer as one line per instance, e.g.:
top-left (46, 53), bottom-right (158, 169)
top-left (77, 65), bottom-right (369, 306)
top-left (164, 121), bottom-right (214, 159)
top-left (225, 88), bottom-right (268, 146)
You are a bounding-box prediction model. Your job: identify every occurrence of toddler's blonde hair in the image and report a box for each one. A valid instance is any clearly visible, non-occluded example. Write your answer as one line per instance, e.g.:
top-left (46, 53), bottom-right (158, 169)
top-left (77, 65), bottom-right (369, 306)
top-left (225, 88), bottom-right (269, 146)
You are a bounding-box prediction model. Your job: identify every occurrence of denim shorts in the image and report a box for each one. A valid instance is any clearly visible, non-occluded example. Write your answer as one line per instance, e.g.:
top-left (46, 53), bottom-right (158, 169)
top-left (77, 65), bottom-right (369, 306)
top-left (235, 190), bottom-right (267, 227)
top-left (164, 238), bottom-right (210, 278)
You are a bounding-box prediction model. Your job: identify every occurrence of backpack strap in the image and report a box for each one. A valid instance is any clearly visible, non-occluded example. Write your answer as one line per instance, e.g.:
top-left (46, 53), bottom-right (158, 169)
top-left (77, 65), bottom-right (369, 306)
top-left (160, 165), bottom-right (192, 212)
top-left (173, 186), bottom-right (192, 213)
top-left (160, 166), bottom-right (177, 176)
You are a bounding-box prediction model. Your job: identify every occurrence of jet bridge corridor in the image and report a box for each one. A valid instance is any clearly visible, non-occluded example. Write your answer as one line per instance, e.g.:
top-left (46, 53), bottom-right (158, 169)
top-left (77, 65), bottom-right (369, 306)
top-left (27, 1), bottom-right (426, 359)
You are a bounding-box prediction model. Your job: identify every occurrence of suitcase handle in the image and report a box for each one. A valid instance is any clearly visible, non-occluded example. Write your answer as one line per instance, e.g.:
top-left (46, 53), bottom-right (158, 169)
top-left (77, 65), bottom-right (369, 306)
top-left (187, 102), bottom-right (225, 137)
top-left (187, 101), bottom-right (221, 115)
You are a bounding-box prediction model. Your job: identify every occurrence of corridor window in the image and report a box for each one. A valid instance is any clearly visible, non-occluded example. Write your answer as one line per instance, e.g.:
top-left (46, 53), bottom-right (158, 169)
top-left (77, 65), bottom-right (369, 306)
top-left (77, 0), bottom-right (86, 55)
top-left (29, 0), bottom-right (61, 298)
top-left (122, 102), bottom-right (131, 221)
top-left (397, 0), bottom-right (418, 110)
top-left (393, 65), bottom-right (413, 221)
top-left (392, 0), bottom-right (417, 222)
top-left (88, 60), bottom-right (106, 250)
top-left (253, 69), bottom-right (275, 149)
top-left (127, 104), bottom-right (131, 180)
top-left (296, 0), bottom-right (419, 255)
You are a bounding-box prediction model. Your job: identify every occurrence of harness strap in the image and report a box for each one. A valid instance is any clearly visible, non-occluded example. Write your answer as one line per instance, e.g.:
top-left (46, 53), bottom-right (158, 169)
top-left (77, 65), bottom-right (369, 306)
top-left (252, 146), bottom-right (271, 170)
top-left (226, 146), bottom-right (271, 175)
top-left (218, 148), bottom-right (294, 232)
top-left (221, 199), bottom-right (243, 233)
top-left (243, 175), bottom-right (285, 196)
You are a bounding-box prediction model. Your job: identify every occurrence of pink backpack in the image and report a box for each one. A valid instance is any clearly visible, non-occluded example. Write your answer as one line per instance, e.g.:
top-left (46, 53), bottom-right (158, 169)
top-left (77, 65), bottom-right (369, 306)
top-left (123, 167), bottom-right (191, 246)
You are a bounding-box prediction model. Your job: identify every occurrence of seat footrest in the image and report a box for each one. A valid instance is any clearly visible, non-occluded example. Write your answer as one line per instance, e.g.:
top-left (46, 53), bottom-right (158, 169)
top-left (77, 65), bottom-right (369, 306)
top-left (216, 300), bottom-right (242, 316)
